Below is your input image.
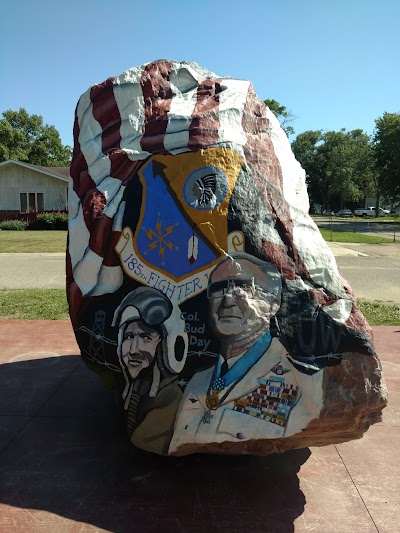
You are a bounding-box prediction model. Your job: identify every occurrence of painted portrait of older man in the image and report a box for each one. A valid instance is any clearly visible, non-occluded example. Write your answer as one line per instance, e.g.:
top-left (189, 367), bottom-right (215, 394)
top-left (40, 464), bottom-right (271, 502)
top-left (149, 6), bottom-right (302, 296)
top-left (169, 252), bottom-right (324, 453)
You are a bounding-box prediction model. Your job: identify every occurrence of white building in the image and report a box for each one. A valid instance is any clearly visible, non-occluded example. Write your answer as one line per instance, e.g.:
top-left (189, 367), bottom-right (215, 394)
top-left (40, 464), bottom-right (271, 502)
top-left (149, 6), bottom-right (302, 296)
top-left (0, 160), bottom-right (70, 214)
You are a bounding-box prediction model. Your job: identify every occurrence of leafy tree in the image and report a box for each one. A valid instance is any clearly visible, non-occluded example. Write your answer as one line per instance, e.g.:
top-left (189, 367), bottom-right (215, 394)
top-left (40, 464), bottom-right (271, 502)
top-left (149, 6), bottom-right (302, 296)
top-left (373, 112), bottom-right (400, 210)
top-left (322, 129), bottom-right (374, 209)
top-left (292, 129), bottom-right (374, 210)
top-left (264, 99), bottom-right (296, 137)
top-left (291, 130), bottom-right (325, 205)
top-left (0, 108), bottom-right (71, 167)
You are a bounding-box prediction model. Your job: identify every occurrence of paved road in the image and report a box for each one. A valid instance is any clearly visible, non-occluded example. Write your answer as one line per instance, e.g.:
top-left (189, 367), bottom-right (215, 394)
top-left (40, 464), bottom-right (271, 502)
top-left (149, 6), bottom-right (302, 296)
top-left (0, 244), bottom-right (399, 303)
top-left (329, 243), bottom-right (400, 304)
top-left (0, 253), bottom-right (65, 290)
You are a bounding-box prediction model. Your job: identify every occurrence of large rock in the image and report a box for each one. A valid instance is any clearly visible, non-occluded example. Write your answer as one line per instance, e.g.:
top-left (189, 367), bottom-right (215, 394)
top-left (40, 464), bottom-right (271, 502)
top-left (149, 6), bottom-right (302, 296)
top-left (67, 59), bottom-right (387, 456)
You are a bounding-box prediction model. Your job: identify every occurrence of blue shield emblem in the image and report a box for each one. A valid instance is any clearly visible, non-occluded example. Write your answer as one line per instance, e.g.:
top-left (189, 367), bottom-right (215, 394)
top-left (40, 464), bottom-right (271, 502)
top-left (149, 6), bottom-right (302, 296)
top-left (134, 161), bottom-right (221, 281)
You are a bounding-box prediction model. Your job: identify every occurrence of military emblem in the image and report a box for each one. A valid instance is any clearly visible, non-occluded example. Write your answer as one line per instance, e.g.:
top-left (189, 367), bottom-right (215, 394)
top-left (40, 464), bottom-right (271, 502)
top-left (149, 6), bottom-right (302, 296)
top-left (135, 160), bottom-right (220, 280)
top-left (116, 149), bottom-right (245, 303)
top-left (183, 166), bottom-right (228, 209)
top-left (271, 364), bottom-right (290, 376)
top-left (206, 389), bottom-right (221, 410)
top-left (201, 410), bottom-right (214, 424)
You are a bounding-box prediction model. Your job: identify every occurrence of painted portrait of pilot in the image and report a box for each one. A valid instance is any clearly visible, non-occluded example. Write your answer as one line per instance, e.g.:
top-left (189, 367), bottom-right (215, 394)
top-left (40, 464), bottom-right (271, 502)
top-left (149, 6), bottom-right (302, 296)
top-left (169, 252), bottom-right (324, 453)
top-left (113, 286), bottom-right (188, 454)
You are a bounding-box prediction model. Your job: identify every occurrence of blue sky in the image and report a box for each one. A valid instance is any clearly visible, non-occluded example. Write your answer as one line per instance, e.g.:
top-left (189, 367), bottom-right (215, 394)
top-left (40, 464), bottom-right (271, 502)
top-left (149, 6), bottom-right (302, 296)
top-left (1, 0), bottom-right (399, 148)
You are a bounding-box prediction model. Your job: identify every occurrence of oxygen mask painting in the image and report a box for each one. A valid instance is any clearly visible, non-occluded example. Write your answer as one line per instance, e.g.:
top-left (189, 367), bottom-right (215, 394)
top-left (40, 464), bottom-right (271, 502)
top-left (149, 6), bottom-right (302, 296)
top-left (67, 60), bottom-right (387, 456)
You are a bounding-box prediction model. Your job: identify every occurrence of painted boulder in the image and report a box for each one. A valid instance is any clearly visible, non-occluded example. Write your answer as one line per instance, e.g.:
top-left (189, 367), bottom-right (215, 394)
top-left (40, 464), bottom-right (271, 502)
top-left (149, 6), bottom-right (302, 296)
top-left (67, 60), bottom-right (387, 456)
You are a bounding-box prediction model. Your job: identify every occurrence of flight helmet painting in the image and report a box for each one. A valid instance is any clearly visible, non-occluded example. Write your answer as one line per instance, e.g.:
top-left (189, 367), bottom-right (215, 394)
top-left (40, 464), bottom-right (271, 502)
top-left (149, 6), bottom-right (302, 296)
top-left (112, 287), bottom-right (188, 400)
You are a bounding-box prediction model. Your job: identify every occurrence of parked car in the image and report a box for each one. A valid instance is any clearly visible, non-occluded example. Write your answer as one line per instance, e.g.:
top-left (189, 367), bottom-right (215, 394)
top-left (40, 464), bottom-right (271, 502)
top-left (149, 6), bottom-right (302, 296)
top-left (322, 209), bottom-right (335, 216)
top-left (354, 207), bottom-right (390, 217)
top-left (336, 209), bottom-right (353, 217)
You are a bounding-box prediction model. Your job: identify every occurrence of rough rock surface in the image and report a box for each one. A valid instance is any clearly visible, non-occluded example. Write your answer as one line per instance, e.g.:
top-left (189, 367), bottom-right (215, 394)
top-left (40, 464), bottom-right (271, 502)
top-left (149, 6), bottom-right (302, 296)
top-left (67, 59), bottom-right (387, 457)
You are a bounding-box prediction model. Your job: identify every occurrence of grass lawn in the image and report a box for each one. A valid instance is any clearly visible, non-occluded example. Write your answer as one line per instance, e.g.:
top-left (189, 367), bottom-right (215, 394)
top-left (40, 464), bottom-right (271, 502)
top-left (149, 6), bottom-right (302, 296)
top-left (0, 289), bottom-right (69, 319)
top-left (0, 228), bottom-right (397, 254)
top-left (0, 230), bottom-right (67, 253)
top-left (319, 228), bottom-right (395, 244)
top-left (0, 289), bottom-right (398, 325)
top-left (357, 300), bottom-right (400, 326)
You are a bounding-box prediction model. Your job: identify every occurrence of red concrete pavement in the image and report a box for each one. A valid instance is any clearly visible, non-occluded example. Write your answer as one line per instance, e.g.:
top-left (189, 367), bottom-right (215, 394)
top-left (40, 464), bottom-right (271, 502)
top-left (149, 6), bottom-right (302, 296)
top-left (0, 320), bottom-right (398, 533)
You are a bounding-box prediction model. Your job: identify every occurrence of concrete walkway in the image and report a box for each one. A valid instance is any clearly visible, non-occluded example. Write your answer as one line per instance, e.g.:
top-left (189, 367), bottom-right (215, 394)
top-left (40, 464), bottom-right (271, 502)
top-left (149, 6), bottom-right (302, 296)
top-left (0, 320), bottom-right (398, 532)
top-left (1, 244), bottom-right (399, 304)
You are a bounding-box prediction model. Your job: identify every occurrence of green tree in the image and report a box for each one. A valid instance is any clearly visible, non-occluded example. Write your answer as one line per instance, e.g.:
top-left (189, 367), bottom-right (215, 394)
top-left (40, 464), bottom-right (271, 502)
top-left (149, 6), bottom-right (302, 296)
top-left (264, 99), bottom-right (296, 137)
top-left (291, 130), bottom-right (325, 205)
top-left (0, 108), bottom-right (71, 167)
top-left (373, 112), bottom-right (400, 210)
top-left (322, 129), bottom-right (374, 209)
top-left (292, 129), bottom-right (374, 210)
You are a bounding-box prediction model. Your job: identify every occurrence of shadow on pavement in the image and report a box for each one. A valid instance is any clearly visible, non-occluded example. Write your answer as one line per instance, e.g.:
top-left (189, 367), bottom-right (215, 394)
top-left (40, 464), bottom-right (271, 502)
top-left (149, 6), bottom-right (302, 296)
top-left (0, 355), bottom-right (310, 533)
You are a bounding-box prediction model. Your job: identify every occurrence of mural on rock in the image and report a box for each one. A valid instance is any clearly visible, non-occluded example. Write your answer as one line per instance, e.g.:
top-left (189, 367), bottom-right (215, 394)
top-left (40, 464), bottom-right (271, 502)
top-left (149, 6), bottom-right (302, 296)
top-left (67, 60), bottom-right (387, 456)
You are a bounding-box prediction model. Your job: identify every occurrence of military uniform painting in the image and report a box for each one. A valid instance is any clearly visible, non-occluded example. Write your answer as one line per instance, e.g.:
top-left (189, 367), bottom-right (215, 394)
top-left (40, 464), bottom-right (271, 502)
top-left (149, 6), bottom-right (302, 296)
top-left (169, 339), bottom-right (323, 452)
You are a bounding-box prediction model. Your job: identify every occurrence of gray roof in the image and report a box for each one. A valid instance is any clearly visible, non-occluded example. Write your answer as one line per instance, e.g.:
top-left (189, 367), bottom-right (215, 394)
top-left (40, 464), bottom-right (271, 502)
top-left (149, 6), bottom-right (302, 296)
top-left (0, 160), bottom-right (71, 182)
